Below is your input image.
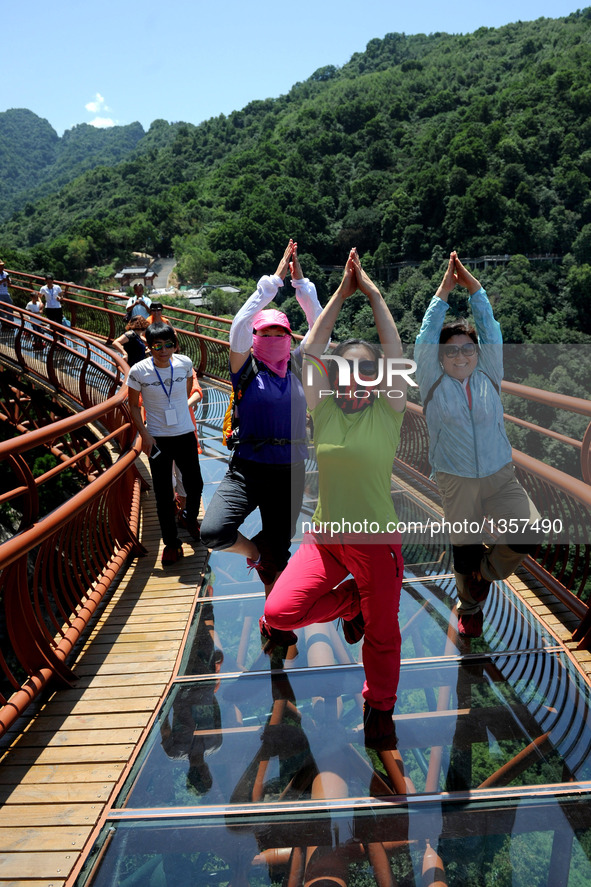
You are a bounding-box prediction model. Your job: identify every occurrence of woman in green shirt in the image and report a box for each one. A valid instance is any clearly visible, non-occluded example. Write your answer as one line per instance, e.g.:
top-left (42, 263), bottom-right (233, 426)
top-left (262, 248), bottom-right (407, 747)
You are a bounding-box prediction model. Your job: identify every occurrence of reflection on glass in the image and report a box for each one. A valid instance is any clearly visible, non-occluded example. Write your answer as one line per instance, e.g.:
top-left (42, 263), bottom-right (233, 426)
top-left (78, 794), bottom-right (591, 887)
top-left (118, 644), bottom-right (591, 814)
top-left (178, 568), bottom-right (557, 681)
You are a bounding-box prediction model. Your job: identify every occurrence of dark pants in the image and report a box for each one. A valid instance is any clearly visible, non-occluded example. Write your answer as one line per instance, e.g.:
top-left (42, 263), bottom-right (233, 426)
top-left (45, 307), bottom-right (63, 324)
top-left (200, 457), bottom-right (305, 573)
top-left (45, 306), bottom-right (64, 341)
top-left (150, 432), bottom-right (203, 546)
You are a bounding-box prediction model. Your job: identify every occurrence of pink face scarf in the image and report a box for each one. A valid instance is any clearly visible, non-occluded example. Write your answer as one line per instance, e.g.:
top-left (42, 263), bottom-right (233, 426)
top-left (252, 334), bottom-right (291, 377)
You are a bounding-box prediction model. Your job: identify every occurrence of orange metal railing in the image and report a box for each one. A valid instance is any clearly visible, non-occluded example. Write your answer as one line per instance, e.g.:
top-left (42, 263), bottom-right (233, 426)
top-left (6, 267), bottom-right (232, 358)
top-left (0, 309), bottom-right (145, 736)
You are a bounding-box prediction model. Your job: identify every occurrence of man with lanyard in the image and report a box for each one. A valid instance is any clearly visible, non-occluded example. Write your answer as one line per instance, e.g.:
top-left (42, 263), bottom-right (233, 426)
top-left (0, 260), bottom-right (14, 328)
top-left (126, 322), bottom-right (203, 565)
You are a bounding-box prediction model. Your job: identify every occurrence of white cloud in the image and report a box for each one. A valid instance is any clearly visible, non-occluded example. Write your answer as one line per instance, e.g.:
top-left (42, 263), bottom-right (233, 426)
top-left (84, 93), bottom-right (115, 126)
top-left (89, 116), bottom-right (115, 128)
top-left (85, 92), bottom-right (106, 113)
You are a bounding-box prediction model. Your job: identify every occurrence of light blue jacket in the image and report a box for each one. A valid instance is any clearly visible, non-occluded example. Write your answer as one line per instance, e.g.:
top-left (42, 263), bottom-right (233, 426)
top-left (414, 288), bottom-right (512, 478)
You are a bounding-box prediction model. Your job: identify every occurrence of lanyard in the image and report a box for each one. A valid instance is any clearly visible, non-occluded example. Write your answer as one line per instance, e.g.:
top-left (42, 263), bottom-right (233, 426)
top-left (152, 358), bottom-right (174, 403)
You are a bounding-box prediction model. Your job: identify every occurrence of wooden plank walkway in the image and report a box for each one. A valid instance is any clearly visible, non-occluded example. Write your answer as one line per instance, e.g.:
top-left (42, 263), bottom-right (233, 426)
top-left (0, 457), bottom-right (208, 887)
top-left (510, 564), bottom-right (591, 680)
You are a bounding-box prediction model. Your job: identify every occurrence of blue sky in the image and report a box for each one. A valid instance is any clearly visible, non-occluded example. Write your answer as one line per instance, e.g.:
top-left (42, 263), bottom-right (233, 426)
top-left (3, 0), bottom-right (583, 135)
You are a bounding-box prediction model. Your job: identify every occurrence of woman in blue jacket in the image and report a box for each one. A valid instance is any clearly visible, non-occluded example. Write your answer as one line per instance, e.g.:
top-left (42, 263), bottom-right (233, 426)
top-left (414, 252), bottom-right (540, 638)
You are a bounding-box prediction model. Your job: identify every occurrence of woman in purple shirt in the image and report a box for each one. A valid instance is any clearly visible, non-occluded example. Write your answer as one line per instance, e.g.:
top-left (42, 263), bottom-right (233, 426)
top-left (200, 241), bottom-right (321, 596)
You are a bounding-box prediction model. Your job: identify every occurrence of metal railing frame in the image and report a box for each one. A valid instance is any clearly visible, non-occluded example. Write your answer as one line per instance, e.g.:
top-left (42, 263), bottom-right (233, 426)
top-left (0, 309), bottom-right (145, 736)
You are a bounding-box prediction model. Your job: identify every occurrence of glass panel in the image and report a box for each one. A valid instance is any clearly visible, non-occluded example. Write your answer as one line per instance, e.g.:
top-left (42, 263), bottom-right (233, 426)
top-left (76, 795), bottom-right (591, 887)
top-left (181, 570), bottom-right (557, 680)
top-left (117, 648), bottom-right (591, 810)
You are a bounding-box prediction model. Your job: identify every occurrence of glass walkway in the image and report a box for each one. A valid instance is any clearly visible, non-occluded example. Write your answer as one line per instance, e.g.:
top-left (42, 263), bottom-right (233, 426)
top-left (73, 389), bottom-right (591, 887)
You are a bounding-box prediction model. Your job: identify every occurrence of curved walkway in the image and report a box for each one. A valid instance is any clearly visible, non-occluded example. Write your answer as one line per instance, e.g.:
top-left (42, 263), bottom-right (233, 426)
top-left (0, 456), bottom-right (208, 885)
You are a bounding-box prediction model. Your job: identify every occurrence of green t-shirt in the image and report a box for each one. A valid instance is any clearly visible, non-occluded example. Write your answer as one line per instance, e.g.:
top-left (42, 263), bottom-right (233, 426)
top-left (311, 394), bottom-right (404, 534)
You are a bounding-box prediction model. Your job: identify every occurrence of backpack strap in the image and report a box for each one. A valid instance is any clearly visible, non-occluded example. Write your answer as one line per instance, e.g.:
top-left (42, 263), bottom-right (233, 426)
top-left (225, 355), bottom-right (260, 449)
top-left (233, 354), bottom-right (259, 408)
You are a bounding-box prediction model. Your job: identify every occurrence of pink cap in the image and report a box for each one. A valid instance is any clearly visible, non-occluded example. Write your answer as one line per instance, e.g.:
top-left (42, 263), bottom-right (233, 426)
top-left (252, 309), bottom-right (291, 333)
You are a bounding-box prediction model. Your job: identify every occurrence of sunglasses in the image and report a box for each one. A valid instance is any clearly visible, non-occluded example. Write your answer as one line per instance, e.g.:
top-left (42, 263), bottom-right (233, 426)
top-left (443, 343), bottom-right (477, 358)
top-left (344, 359), bottom-right (378, 375)
top-left (151, 341), bottom-right (175, 352)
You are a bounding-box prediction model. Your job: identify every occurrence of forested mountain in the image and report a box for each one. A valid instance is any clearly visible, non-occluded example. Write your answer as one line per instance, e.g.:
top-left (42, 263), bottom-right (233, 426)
top-left (0, 109), bottom-right (147, 220)
top-left (2, 10), bottom-right (591, 344)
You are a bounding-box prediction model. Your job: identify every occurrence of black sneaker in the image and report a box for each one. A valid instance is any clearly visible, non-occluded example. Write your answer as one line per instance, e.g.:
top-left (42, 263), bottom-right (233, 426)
top-left (258, 616), bottom-right (297, 655)
top-left (363, 703), bottom-right (396, 747)
top-left (341, 610), bottom-right (365, 644)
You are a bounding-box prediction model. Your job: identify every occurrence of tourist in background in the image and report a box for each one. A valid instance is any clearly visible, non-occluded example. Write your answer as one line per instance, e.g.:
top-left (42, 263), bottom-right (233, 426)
top-left (112, 316), bottom-right (149, 367)
top-left (125, 283), bottom-right (152, 321)
top-left (25, 290), bottom-right (44, 350)
top-left (40, 274), bottom-right (64, 325)
top-left (0, 260), bottom-right (13, 328)
top-left (148, 302), bottom-right (171, 325)
top-left (126, 322), bottom-right (203, 566)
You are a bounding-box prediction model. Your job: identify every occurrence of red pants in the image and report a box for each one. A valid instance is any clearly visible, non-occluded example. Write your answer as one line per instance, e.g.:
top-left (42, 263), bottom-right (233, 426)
top-left (264, 534), bottom-right (403, 711)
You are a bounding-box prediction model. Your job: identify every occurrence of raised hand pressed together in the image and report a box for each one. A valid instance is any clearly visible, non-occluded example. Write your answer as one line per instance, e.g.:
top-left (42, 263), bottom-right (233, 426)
top-left (200, 240), bottom-right (322, 640)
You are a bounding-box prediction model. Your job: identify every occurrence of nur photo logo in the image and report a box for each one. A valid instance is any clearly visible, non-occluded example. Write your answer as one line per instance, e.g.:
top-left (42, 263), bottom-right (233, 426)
top-left (303, 354), bottom-right (417, 399)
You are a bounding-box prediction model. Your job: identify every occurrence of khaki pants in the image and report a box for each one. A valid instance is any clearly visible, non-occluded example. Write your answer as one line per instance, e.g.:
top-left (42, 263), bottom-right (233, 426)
top-left (436, 464), bottom-right (541, 614)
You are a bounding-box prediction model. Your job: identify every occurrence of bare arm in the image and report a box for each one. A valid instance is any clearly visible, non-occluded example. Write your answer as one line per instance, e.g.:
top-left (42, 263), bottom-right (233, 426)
top-left (188, 382), bottom-right (203, 407)
top-left (304, 249), bottom-right (356, 357)
top-left (351, 250), bottom-right (407, 412)
top-left (112, 332), bottom-right (129, 357)
top-left (302, 249), bottom-right (357, 409)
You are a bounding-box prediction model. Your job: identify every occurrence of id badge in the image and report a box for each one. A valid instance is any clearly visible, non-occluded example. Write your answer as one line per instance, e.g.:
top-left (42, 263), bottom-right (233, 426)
top-left (165, 409), bottom-right (178, 426)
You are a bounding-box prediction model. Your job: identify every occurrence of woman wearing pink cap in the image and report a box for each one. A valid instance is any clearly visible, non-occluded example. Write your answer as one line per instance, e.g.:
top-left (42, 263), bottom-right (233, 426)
top-left (200, 240), bottom-right (322, 604)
